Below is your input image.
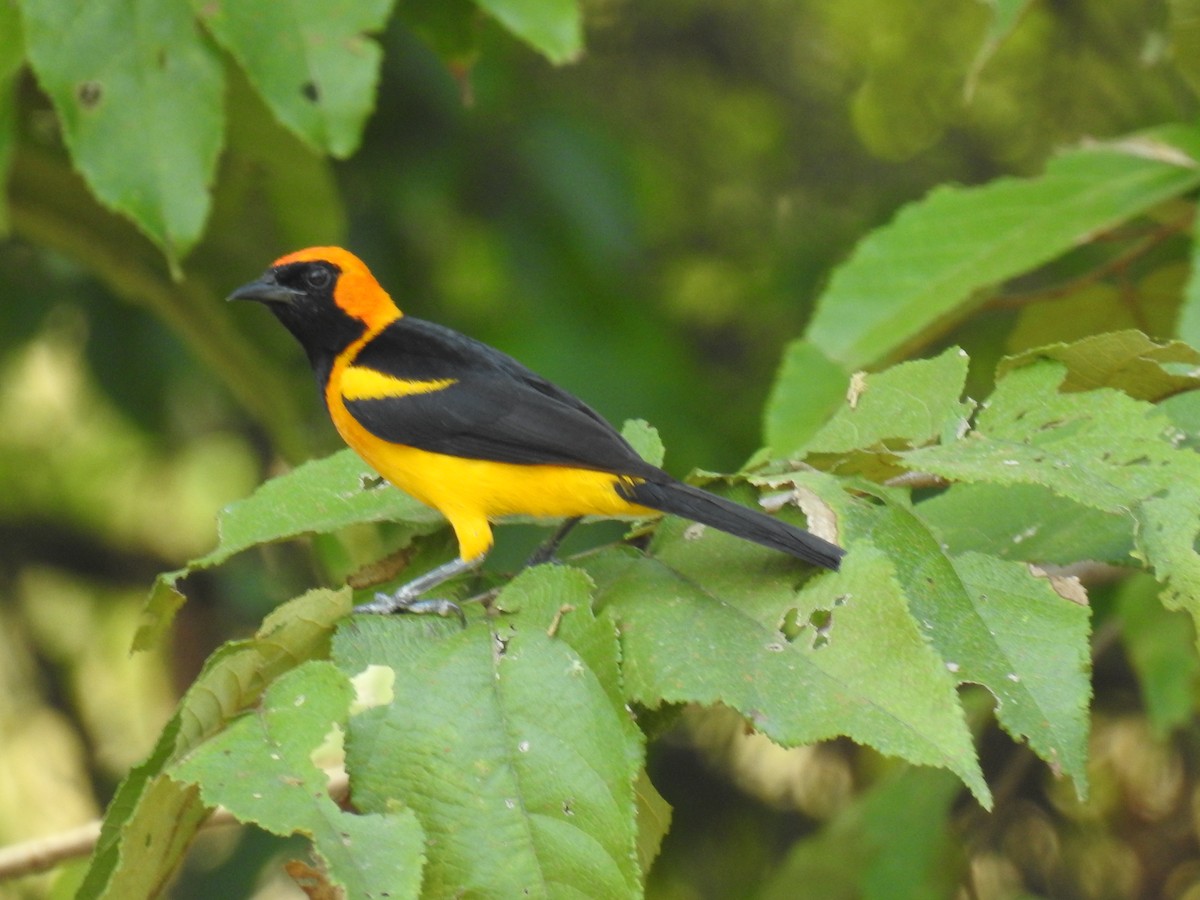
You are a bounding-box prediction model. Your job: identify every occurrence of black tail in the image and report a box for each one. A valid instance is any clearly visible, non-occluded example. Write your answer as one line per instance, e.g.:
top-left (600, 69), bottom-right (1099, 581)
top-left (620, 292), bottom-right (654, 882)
top-left (622, 479), bottom-right (844, 571)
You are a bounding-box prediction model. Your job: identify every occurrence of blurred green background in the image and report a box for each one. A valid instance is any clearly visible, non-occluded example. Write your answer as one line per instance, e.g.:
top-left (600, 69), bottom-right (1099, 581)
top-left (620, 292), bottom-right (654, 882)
top-left (2, 0), bottom-right (1198, 896)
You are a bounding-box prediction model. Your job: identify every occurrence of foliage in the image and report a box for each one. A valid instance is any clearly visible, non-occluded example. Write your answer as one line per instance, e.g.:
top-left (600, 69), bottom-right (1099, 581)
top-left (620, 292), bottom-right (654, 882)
top-left (3, 0), bottom-right (1200, 898)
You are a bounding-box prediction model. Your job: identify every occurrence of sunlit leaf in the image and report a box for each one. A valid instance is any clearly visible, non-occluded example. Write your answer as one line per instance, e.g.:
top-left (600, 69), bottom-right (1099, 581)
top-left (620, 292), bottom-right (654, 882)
top-left (81, 589), bottom-right (349, 898)
top-left (1162, 389), bottom-right (1200, 451)
top-left (918, 483), bottom-right (1133, 566)
top-left (77, 723), bottom-right (208, 900)
top-left (815, 481), bottom-right (1091, 797)
top-left (998, 330), bottom-right (1200, 402)
top-left (192, 0), bottom-right (394, 158)
top-left (1134, 483), bottom-right (1200, 634)
top-left (634, 770), bottom-right (672, 876)
top-left (22, 0), bottom-right (224, 261)
top-left (764, 339), bottom-right (851, 458)
top-left (903, 362), bottom-right (1193, 514)
top-left (171, 661), bottom-right (425, 899)
top-left (336, 566), bottom-right (644, 897)
top-left (138, 450), bottom-right (442, 649)
top-left (474, 0), bottom-right (583, 64)
top-left (622, 418), bottom-right (665, 468)
top-left (806, 125), bottom-right (1200, 369)
top-left (584, 514), bottom-right (990, 806)
top-left (803, 346), bottom-right (973, 454)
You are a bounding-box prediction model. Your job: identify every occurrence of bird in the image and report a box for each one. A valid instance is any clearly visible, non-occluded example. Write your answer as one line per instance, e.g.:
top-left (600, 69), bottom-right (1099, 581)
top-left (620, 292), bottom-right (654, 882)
top-left (229, 246), bottom-right (844, 615)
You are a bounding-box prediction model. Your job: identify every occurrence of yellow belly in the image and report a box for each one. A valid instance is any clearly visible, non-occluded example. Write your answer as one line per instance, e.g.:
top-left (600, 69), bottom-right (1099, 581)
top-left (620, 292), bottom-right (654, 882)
top-left (357, 430), bottom-right (646, 520)
top-left (328, 384), bottom-right (651, 561)
top-left (324, 329), bottom-right (656, 561)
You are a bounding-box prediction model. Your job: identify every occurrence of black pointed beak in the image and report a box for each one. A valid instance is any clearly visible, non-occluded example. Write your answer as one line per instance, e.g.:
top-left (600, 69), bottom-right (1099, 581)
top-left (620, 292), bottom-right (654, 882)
top-left (226, 273), bottom-right (299, 305)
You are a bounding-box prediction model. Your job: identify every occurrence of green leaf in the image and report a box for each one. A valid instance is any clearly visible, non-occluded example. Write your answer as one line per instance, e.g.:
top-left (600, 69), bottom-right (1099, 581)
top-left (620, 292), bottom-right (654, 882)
top-left (171, 661), bottom-right (425, 899)
top-left (335, 565), bottom-right (645, 898)
top-left (801, 346), bottom-right (973, 462)
top-left (1116, 575), bottom-right (1200, 736)
top-left (138, 449), bottom-right (442, 649)
top-left (80, 589), bottom-right (349, 898)
top-left (759, 767), bottom-right (964, 900)
top-left (998, 330), bottom-right (1200, 402)
top-left (192, 0), bottom-right (394, 158)
top-left (815, 482), bottom-right (1092, 797)
top-left (948, 551), bottom-right (1092, 780)
top-left (203, 449), bottom-right (441, 564)
top-left (918, 483), bottom-right (1134, 566)
top-left (584, 513), bottom-right (990, 806)
top-left (22, 0), bottom-right (224, 261)
top-left (77, 722), bottom-right (209, 900)
top-left (1134, 483), bottom-right (1200, 633)
top-left (807, 125), bottom-right (1200, 369)
top-left (475, 0), bottom-right (583, 65)
top-left (902, 362), bottom-right (1193, 515)
top-left (1162, 388), bottom-right (1200, 449)
top-left (764, 338), bottom-right (850, 457)
top-left (633, 770), bottom-right (672, 877)
top-left (622, 418), bottom-right (666, 468)
top-left (174, 588), bottom-right (352, 745)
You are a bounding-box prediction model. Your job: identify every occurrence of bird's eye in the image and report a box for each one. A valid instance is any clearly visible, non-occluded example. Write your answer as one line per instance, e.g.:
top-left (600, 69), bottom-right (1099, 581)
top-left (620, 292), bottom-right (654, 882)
top-left (305, 267), bottom-right (332, 290)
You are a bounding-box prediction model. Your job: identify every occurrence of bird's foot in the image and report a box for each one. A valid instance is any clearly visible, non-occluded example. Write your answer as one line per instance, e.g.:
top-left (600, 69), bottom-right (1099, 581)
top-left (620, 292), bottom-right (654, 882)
top-left (354, 589), bottom-right (466, 626)
top-left (351, 556), bottom-right (478, 626)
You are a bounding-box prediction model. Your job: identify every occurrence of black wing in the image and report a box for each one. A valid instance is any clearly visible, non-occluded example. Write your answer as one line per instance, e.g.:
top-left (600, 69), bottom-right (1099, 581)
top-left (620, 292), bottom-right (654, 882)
top-left (343, 317), bottom-right (658, 476)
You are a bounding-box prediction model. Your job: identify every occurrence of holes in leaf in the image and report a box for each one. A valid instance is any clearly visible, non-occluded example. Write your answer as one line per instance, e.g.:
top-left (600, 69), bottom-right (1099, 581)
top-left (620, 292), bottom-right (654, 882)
top-left (494, 633), bottom-right (510, 657)
top-left (780, 607), bottom-right (802, 642)
top-left (76, 81), bottom-right (103, 109)
top-left (302, 80), bottom-right (320, 102)
top-left (779, 606), bottom-right (836, 649)
top-left (809, 609), bottom-right (833, 649)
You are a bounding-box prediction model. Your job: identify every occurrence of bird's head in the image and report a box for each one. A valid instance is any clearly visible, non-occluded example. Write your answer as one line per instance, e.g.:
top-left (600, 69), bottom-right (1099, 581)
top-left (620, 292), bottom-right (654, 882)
top-left (228, 247), bottom-right (402, 356)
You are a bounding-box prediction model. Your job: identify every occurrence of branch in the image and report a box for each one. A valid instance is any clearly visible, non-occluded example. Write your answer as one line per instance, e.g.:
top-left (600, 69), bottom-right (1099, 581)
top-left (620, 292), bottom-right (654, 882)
top-left (0, 773), bottom-right (349, 883)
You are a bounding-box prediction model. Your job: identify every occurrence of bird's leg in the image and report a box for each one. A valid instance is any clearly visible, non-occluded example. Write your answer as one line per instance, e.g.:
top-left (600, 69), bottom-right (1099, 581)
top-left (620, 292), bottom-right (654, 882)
top-left (525, 517), bottom-right (582, 567)
top-left (354, 556), bottom-right (483, 623)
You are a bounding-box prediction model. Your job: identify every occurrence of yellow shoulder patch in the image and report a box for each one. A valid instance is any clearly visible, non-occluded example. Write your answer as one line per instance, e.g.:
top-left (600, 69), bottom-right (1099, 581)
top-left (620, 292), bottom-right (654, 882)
top-left (340, 366), bottom-right (457, 401)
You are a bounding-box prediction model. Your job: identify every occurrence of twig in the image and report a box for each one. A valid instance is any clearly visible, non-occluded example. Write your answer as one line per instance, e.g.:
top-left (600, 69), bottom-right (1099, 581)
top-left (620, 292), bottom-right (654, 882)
top-left (0, 820), bottom-right (102, 881)
top-left (0, 772), bottom-right (349, 883)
